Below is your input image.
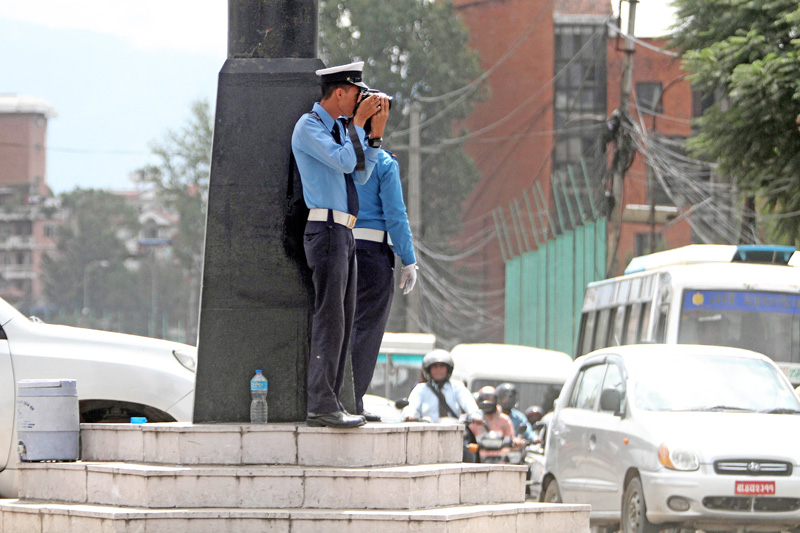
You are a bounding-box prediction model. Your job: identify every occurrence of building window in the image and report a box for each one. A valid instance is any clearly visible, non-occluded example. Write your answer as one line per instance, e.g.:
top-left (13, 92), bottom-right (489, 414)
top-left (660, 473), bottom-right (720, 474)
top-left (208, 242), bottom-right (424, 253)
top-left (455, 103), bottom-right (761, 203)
top-left (553, 22), bottom-right (608, 226)
top-left (691, 88), bottom-right (714, 119)
top-left (554, 24), bottom-right (607, 165)
top-left (636, 82), bottom-right (663, 114)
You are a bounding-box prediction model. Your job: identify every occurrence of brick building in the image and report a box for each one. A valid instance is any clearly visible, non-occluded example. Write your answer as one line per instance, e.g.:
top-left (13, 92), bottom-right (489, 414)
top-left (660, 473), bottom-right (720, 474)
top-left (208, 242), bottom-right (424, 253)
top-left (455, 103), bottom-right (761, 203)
top-left (0, 95), bottom-right (61, 309)
top-left (451, 0), bottom-right (699, 343)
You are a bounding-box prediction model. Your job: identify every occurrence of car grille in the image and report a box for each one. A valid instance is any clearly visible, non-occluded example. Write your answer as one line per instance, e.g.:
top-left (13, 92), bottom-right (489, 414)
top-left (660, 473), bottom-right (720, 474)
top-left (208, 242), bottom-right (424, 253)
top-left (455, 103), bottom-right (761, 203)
top-left (703, 496), bottom-right (800, 513)
top-left (714, 459), bottom-right (792, 476)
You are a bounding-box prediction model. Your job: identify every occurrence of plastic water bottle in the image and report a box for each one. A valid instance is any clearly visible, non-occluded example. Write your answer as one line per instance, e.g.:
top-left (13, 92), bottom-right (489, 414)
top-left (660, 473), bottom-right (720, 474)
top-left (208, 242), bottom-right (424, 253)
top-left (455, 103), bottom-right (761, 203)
top-left (250, 370), bottom-right (269, 424)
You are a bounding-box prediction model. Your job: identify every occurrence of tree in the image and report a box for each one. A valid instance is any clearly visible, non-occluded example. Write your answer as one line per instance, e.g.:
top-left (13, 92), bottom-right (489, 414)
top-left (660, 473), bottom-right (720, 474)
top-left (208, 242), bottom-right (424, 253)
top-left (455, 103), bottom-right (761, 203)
top-left (41, 189), bottom-right (140, 317)
top-left (670, 0), bottom-right (800, 239)
top-left (135, 99), bottom-right (213, 342)
top-left (319, 0), bottom-right (485, 241)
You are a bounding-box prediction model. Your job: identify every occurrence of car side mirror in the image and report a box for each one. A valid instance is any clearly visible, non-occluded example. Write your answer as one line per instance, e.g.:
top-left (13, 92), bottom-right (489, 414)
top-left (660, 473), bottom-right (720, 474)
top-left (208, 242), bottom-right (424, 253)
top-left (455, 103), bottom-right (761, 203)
top-left (600, 388), bottom-right (622, 415)
top-left (395, 398), bottom-right (409, 410)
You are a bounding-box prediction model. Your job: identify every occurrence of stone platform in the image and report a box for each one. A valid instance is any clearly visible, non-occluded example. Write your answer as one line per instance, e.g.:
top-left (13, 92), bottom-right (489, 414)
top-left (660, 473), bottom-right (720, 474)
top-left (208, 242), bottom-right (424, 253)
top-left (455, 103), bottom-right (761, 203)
top-left (0, 422), bottom-right (589, 532)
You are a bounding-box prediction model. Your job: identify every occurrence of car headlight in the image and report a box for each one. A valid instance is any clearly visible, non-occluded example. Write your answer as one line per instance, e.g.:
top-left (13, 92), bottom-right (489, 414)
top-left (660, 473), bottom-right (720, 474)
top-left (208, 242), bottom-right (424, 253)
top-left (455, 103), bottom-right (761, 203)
top-left (658, 443), bottom-right (699, 471)
top-left (172, 348), bottom-right (197, 372)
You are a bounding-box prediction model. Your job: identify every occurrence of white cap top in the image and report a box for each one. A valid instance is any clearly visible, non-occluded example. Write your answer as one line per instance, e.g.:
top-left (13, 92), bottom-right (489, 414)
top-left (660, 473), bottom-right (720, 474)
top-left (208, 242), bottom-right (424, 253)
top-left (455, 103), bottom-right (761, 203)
top-left (315, 61), bottom-right (368, 88)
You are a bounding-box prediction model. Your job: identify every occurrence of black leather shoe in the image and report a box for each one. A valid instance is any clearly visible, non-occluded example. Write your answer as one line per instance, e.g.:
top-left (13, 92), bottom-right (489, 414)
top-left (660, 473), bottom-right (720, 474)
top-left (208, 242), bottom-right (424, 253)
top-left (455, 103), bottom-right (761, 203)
top-left (307, 410), bottom-right (366, 428)
top-left (359, 409), bottom-right (382, 422)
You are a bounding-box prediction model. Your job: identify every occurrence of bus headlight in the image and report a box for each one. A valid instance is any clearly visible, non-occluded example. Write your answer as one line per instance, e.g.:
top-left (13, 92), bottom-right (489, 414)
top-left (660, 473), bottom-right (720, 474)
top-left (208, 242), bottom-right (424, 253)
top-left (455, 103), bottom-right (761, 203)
top-left (659, 443), bottom-right (699, 471)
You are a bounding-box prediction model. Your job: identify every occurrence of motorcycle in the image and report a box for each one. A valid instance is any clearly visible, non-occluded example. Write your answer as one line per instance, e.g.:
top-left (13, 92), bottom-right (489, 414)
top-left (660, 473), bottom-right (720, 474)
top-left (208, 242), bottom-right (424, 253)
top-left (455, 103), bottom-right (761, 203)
top-left (462, 417), bottom-right (513, 463)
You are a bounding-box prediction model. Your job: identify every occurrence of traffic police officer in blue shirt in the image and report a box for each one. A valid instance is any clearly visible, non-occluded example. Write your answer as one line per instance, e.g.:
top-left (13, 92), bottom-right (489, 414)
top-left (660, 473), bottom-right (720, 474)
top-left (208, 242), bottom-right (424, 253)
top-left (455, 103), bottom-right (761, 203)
top-left (291, 61), bottom-right (390, 428)
top-left (351, 147), bottom-right (418, 421)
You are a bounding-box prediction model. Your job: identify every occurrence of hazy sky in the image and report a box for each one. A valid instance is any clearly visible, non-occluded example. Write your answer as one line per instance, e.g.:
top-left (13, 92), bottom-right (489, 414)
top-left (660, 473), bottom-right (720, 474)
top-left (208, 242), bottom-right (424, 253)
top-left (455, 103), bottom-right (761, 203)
top-left (1, 0), bottom-right (676, 194)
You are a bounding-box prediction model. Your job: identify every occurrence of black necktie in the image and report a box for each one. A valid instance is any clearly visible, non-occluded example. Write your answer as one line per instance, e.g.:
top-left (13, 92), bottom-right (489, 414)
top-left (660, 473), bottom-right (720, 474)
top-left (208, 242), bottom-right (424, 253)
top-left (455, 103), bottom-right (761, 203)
top-left (332, 120), bottom-right (359, 217)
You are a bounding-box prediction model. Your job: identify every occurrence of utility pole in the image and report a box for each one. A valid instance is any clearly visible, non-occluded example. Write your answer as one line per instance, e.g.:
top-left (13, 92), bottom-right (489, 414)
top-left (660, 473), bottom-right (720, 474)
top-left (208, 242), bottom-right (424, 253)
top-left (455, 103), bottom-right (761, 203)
top-left (405, 101), bottom-right (422, 332)
top-left (607, 0), bottom-right (637, 276)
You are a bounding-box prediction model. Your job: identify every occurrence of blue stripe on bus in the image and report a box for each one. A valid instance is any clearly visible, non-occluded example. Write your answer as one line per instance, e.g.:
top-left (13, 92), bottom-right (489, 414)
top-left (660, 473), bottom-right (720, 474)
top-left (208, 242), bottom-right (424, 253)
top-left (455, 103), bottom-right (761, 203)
top-left (683, 290), bottom-right (800, 315)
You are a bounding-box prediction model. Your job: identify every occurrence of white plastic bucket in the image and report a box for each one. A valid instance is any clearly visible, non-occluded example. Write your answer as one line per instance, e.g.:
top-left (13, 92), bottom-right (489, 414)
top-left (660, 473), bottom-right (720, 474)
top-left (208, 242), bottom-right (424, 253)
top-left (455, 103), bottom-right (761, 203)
top-left (16, 379), bottom-right (79, 462)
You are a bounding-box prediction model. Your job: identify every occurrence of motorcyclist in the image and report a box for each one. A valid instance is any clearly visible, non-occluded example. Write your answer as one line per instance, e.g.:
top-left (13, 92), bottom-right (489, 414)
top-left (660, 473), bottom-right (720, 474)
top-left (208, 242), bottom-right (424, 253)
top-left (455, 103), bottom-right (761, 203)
top-left (468, 386), bottom-right (516, 461)
top-left (525, 405), bottom-right (548, 447)
top-left (402, 349), bottom-right (481, 422)
top-left (496, 383), bottom-right (535, 441)
top-left (524, 405), bottom-right (544, 427)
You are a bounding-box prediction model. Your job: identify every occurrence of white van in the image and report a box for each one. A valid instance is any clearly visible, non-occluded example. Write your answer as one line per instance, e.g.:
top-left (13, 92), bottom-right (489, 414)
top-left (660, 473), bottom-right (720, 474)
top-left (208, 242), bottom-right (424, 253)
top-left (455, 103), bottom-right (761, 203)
top-left (366, 332), bottom-right (436, 401)
top-left (449, 343), bottom-right (573, 411)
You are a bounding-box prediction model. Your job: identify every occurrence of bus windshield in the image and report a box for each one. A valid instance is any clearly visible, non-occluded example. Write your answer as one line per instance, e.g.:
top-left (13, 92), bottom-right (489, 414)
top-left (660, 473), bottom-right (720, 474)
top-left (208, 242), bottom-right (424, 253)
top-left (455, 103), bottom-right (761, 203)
top-left (678, 290), bottom-right (800, 364)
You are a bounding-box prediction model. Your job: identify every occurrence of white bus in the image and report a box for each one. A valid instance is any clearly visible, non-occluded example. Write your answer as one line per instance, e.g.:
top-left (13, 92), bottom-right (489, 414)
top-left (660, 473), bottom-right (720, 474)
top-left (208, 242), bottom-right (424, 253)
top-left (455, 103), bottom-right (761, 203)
top-left (576, 244), bottom-right (800, 384)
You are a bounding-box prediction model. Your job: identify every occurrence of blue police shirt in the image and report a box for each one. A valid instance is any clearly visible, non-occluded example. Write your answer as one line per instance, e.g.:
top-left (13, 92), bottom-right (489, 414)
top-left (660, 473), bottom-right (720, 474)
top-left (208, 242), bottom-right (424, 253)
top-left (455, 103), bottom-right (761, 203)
top-left (354, 149), bottom-right (417, 266)
top-left (291, 102), bottom-right (378, 213)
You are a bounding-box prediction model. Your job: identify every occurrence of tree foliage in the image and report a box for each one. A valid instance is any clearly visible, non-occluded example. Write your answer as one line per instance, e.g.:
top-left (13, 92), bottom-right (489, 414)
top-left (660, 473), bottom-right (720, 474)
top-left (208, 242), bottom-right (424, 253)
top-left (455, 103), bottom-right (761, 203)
top-left (41, 189), bottom-right (140, 313)
top-left (670, 0), bottom-right (800, 238)
top-left (134, 99), bottom-right (213, 342)
top-left (319, 0), bottom-right (485, 240)
top-left (137, 100), bottom-right (212, 272)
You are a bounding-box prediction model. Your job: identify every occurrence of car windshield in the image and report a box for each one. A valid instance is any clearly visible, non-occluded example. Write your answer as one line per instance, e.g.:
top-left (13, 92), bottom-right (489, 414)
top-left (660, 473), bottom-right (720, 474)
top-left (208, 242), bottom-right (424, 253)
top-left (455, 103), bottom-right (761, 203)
top-left (628, 353), bottom-right (800, 413)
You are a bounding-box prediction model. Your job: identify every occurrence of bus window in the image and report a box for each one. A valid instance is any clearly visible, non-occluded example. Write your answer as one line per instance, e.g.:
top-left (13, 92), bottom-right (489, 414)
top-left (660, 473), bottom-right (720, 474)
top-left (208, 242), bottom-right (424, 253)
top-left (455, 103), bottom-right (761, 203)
top-left (611, 305), bottom-right (628, 346)
top-left (654, 304), bottom-right (669, 343)
top-left (639, 302), bottom-right (652, 342)
top-left (625, 303), bottom-right (642, 344)
top-left (594, 308), bottom-right (612, 349)
top-left (579, 312), bottom-right (597, 355)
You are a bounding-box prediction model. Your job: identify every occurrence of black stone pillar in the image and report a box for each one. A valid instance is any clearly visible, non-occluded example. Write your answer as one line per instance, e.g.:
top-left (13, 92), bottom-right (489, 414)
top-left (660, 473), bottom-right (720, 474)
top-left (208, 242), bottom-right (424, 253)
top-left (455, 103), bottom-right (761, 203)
top-left (193, 0), bottom-right (321, 423)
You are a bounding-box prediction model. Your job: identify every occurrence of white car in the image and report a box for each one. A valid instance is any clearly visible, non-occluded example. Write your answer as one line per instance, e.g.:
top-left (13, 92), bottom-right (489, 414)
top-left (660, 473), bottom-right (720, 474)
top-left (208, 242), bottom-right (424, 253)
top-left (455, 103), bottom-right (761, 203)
top-left (0, 299), bottom-right (196, 496)
top-left (542, 344), bottom-right (800, 532)
top-left (362, 394), bottom-right (405, 423)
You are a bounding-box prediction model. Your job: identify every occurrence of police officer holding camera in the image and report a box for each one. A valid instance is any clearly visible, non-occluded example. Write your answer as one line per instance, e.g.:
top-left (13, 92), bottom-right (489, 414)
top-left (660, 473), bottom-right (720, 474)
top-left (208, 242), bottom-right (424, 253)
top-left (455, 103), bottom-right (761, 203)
top-left (291, 61), bottom-right (390, 428)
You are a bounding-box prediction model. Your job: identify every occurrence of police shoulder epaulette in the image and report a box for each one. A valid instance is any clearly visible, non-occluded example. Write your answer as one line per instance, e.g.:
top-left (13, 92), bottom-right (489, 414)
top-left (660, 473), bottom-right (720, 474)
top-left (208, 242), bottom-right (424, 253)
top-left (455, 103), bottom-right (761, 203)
top-left (308, 111), bottom-right (323, 122)
top-left (384, 149), bottom-right (397, 159)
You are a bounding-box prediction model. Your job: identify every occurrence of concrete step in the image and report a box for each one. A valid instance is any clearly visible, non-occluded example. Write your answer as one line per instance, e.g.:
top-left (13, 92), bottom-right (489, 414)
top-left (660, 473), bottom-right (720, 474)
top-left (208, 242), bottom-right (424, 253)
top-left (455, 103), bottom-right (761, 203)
top-left (80, 422), bottom-right (463, 467)
top-left (18, 461), bottom-right (526, 510)
top-left (0, 500), bottom-right (591, 533)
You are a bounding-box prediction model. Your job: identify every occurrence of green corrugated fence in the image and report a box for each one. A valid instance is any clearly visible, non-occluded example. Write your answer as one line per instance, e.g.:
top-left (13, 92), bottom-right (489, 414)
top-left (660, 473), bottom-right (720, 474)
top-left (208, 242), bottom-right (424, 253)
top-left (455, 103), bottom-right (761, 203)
top-left (498, 162), bottom-right (607, 355)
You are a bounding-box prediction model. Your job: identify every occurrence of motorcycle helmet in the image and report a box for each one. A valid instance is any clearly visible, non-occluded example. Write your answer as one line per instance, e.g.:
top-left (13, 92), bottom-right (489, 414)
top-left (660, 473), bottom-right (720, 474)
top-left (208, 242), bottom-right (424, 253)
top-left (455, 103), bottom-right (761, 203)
top-left (496, 383), bottom-right (517, 412)
top-left (525, 405), bottom-right (544, 425)
top-left (477, 386), bottom-right (499, 414)
top-left (422, 349), bottom-right (454, 384)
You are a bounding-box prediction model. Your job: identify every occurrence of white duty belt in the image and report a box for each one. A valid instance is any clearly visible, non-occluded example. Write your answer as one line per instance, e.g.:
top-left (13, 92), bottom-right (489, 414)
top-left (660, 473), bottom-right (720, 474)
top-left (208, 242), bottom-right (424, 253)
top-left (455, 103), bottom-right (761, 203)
top-left (352, 227), bottom-right (392, 245)
top-left (307, 208), bottom-right (357, 229)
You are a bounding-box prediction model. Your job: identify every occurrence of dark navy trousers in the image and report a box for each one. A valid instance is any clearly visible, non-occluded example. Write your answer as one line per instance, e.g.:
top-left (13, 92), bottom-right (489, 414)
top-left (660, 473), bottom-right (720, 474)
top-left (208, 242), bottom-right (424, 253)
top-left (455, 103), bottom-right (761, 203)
top-left (303, 219), bottom-right (357, 414)
top-left (351, 239), bottom-right (395, 413)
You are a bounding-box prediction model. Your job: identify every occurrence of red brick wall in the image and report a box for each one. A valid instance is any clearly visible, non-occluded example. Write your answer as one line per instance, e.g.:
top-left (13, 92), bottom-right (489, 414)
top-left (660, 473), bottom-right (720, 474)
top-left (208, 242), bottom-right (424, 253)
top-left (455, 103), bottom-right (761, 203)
top-left (0, 113), bottom-right (48, 194)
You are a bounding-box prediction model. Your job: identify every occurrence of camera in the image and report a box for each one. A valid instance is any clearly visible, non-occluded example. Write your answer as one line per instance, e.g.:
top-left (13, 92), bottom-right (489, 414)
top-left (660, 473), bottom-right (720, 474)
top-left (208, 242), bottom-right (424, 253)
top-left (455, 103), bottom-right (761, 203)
top-left (359, 88), bottom-right (393, 110)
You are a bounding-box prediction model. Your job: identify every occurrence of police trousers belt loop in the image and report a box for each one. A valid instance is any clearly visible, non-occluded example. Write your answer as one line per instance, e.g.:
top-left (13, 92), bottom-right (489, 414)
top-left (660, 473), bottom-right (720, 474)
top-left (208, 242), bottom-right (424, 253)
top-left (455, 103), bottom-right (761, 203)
top-left (353, 228), bottom-right (386, 242)
top-left (308, 208), bottom-right (357, 229)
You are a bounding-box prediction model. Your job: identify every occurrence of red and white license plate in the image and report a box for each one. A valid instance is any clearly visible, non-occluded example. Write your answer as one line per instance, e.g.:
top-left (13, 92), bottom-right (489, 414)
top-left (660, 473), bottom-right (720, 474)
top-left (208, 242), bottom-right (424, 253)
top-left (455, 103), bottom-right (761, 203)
top-left (735, 481), bottom-right (776, 495)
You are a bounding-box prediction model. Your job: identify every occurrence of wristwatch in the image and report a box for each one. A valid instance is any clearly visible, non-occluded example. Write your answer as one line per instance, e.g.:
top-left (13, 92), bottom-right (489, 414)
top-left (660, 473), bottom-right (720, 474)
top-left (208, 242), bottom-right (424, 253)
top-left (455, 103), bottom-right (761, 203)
top-left (368, 136), bottom-right (383, 148)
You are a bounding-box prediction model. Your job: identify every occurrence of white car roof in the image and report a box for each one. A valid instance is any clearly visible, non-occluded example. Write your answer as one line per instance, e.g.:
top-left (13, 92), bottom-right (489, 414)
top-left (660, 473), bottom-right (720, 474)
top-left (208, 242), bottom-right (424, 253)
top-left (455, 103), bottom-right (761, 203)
top-left (450, 343), bottom-right (574, 384)
top-left (579, 343), bottom-right (772, 364)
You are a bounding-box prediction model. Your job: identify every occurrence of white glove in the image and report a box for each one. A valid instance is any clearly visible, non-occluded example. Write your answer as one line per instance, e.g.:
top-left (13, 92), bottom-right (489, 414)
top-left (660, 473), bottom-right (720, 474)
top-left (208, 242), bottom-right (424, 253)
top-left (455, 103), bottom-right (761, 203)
top-left (399, 263), bottom-right (418, 295)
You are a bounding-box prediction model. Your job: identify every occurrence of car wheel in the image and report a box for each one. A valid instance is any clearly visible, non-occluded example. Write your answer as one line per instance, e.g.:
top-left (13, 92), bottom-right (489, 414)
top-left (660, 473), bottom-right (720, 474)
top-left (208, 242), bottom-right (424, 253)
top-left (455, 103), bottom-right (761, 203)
top-left (543, 478), bottom-right (562, 503)
top-left (622, 476), bottom-right (658, 533)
